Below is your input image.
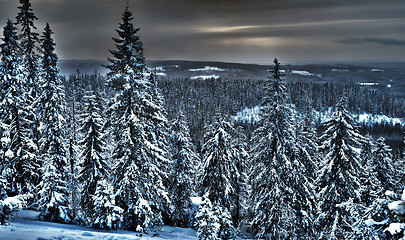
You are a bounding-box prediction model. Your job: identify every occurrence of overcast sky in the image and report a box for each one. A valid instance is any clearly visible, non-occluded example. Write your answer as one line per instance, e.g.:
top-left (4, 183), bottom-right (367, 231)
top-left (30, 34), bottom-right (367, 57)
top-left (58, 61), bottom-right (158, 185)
top-left (0, 0), bottom-right (404, 64)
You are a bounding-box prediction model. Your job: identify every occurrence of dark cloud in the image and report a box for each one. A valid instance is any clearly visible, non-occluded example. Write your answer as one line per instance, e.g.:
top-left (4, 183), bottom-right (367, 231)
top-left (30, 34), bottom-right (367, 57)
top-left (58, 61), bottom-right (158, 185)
top-left (339, 37), bottom-right (405, 46)
top-left (0, 0), bottom-right (404, 63)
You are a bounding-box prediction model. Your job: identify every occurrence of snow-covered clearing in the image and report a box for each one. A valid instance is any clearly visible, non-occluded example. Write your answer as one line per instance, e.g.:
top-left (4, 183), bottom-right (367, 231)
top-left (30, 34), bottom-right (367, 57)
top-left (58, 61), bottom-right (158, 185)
top-left (371, 69), bottom-right (384, 72)
top-left (191, 75), bottom-right (220, 80)
top-left (189, 66), bottom-right (225, 72)
top-left (0, 210), bottom-right (197, 240)
top-left (358, 82), bottom-right (379, 86)
top-left (232, 105), bottom-right (405, 127)
top-left (290, 70), bottom-right (322, 77)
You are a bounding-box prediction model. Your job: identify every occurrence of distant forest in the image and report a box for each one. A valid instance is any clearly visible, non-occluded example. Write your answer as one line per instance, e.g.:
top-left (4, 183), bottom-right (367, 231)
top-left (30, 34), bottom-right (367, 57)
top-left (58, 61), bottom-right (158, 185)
top-left (62, 71), bottom-right (405, 153)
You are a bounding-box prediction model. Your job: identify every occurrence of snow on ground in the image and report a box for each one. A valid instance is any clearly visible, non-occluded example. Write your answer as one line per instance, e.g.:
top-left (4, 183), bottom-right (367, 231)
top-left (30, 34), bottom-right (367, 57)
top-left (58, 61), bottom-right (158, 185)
top-left (154, 67), bottom-right (165, 71)
top-left (290, 70), bottom-right (322, 77)
top-left (1, 211), bottom-right (197, 240)
top-left (358, 82), bottom-right (379, 86)
top-left (232, 105), bottom-right (404, 127)
top-left (191, 75), bottom-right (220, 80)
top-left (189, 66), bottom-right (225, 72)
top-left (331, 69), bottom-right (350, 72)
top-left (190, 197), bottom-right (202, 206)
top-left (231, 106), bottom-right (261, 123)
top-left (371, 69), bottom-right (384, 72)
top-left (155, 72), bottom-right (167, 76)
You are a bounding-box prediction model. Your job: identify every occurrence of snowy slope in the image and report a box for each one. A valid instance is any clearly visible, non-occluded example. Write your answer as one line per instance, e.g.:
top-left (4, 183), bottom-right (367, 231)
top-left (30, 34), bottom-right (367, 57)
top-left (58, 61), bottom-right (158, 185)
top-left (0, 211), bottom-right (197, 240)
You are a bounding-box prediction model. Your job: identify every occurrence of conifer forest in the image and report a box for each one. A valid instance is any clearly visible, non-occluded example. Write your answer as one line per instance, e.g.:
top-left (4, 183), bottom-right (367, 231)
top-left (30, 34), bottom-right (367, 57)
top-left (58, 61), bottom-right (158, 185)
top-left (1, 1), bottom-right (405, 240)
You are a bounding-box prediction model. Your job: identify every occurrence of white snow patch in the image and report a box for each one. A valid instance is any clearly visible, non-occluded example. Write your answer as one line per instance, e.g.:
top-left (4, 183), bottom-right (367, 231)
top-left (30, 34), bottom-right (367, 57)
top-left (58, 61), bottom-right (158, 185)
top-left (358, 82), bottom-right (379, 86)
top-left (231, 106), bottom-right (261, 123)
top-left (388, 200), bottom-right (405, 215)
top-left (385, 223), bottom-right (405, 235)
top-left (191, 197), bottom-right (202, 206)
top-left (387, 84), bottom-right (392, 88)
top-left (356, 113), bottom-right (404, 126)
top-left (0, 219), bottom-right (198, 240)
top-left (232, 105), bottom-right (405, 127)
top-left (190, 75), bottom-right (220, 80)
top-left (365, 218), bottom-right (389, 226)
top-left (5, 149), bottom-right (14, 159)
top-left (386, 190), bottom-right (398, 198)
top-left (189, 66), bottom-right (225, 72)
top-left (331, 69), bottom-right (350, 72)
top-left (371, 69), bottom-right (384, 72)
top-left (291, 70), bottom-right (321, 77)
top-left (155, 72), bottom-right (167, 76)
top-left (155, 67), bottom-right (165, 71)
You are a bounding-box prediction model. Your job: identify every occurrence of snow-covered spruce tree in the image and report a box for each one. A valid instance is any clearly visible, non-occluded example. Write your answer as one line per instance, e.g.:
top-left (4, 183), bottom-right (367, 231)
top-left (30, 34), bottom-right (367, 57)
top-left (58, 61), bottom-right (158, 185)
top-left (0, 19), bottom-right (37, 196)
top-left (200, 114), bottom-right (239, 212)
top-left (15, 0), bottom-right (42, 187)
top-left (106, 8), bottom-right (169, 232)
top-left (195, 193), bottom-right (220, 240)
top-left (358, 134), bottom-right (379, 207)
top-left (168, 109), bottom-right (197, 227)
top-left (92, 179), bottom-right (123, 230)
top-left (78, 92), bottom-right (109, 222)
top-left (66, 69), bottom-right (84, 222)
top-left (15, 0), bottom-right (40, 98)
top-left (248, 58), bottom-right (315, 239)
top-left (297, 97), bottom-right (319, 180)
top-left (230, 125), bottom-right (248, 225)
top-left (360, 134), bottom-right (374, 168)
top-left (316, 96), bottom-right (364, 239)
top-left (372, 137), bottom-right (395, 191)
top-left (36, 23), bottom-right (70, 223)
top-left (212, 202), bottom-right (236, 240)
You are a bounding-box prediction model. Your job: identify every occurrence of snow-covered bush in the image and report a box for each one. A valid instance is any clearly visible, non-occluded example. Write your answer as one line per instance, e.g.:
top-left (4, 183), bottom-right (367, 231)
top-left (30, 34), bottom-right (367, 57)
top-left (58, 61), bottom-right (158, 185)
top-left (195, 194), bottom-right (220, 240)
top-left (384, 189), bottom-right (405, 239)
top-left (92, 180), bottom-right (123, 230)
top-left (0, 195), bottom-right (26, 225)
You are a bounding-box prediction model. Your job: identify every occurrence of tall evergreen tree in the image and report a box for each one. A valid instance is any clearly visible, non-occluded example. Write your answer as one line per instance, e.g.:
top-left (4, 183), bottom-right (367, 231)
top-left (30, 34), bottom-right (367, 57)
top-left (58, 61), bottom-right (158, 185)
top-left (37, 23), bottom-right (70, 223)
top-left (169, 109), bottom-right (197, 227)
top-left (230, 125), bottom-right (248, 225)
top-left (316, 96), bottom-right (364, 239)
top-left (15, 0), bottom-right (42, 187)
top-left (15, 0), bottom-right (40, 95)
top-left (200, 114), bottom-right (239, 212)
top-left (106, 8), bottom-right (169, 232)
top-left (372, 137), bottom-right (395, 191)
top-left (248, 58), bottom-right (315, 239)
top-left (0, 19), bottom-right (36, 196)
top-left (78, 92), bottom-right (109, 222)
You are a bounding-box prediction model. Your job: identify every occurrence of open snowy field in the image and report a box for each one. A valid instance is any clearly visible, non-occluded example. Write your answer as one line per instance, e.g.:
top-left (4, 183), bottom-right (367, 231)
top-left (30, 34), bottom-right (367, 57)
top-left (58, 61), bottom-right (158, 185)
top-left (0, 211), bottom-right (197, 240)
